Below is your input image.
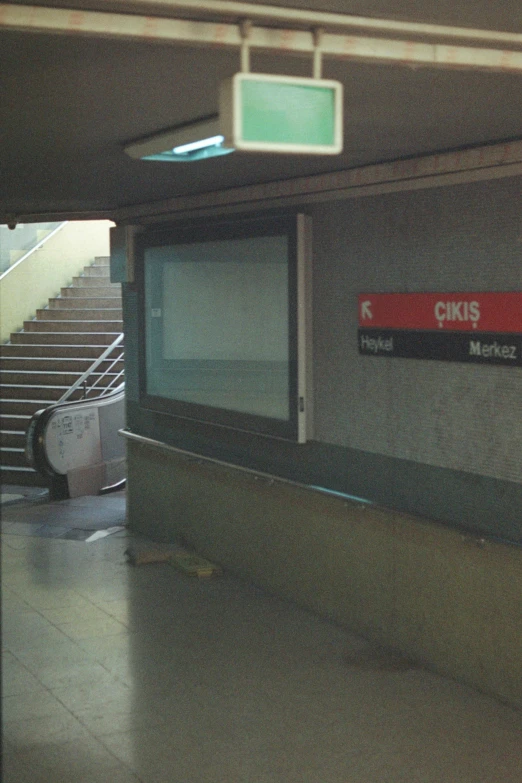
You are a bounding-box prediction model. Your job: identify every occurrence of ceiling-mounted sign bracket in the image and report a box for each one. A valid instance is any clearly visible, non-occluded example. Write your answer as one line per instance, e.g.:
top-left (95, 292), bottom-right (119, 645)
top-left (219, 21), bottom-right (342, 156)
top-left (240, 19), bottom-right (252, 73)
top-left (312, 27), bottom-right (324, 79)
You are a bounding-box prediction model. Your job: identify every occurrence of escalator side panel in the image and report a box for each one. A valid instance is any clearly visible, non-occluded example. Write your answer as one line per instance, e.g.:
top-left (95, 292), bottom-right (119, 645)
top-left (26, 385), bottom-right (125, 498)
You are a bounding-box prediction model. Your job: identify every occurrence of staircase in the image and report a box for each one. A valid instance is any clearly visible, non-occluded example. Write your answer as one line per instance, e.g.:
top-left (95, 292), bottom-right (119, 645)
top-left (0, 256), bottom-right (124, 486)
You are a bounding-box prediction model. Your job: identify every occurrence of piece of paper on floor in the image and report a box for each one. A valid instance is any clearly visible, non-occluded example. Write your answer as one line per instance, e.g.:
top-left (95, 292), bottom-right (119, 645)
top-left (85, 526), bottom-right (125, 543)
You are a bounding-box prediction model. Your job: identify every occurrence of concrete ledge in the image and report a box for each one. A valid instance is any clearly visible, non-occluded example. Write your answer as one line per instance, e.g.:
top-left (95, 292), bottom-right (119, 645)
top-left (127, 437), bottom-right (522, 709)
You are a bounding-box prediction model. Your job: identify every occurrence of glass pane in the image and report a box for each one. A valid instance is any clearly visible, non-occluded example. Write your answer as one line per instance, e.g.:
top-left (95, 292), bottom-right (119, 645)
top-left (145, 235), bottom-right (290, 420)
top-left (0, 222), bottom-right (62, 274)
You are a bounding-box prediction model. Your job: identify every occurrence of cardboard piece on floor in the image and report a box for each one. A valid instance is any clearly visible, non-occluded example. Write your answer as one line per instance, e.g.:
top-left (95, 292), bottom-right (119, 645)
top-left (170, 552), bottom-right (223, 578)
top-left (125, 546), bottom-right (174, 565)
top-left (124, 540), bottom-right (222, 576)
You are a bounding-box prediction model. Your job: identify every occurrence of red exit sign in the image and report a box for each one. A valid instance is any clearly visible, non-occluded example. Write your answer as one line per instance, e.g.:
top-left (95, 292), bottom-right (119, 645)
top-left (358, 292), bottom-right (522, 333)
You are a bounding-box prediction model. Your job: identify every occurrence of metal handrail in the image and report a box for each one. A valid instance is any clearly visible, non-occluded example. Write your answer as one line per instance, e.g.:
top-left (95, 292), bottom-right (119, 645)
top-left (57, 332), bottom-right (124, 404)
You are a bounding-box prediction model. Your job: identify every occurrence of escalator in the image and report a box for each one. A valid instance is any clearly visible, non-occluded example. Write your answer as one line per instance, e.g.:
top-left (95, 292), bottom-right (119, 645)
top-left (26, 383), bottom-right (126, 500)
top-left (24, 330), bottom-right (125, 500)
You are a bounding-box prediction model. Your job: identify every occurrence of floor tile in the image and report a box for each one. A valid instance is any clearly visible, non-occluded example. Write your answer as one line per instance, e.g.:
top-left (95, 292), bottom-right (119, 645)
top-left (37, 603), bottom-right (114, 626)
top-left (3, 609), bottom-right (54, 634)
top-left (57, 614), bottom-right (129, 640)
top-left (39, 659), bottom-right (124, 691)
top-left (8, 736), bottom-right (126, 783)
top-left (98, 723), bottom-right (201, 776)
top-left (3, 759), bottom-right (142, 783)
top-left (31, 525), bottom-right (74, 539)
top-left (2, 522), bottom-right (45, 536)
top-left (75, 704), bottom-right (170, 737)
top-left (4, 712), bottom-right (93, 748)
top-left (2, 653), bottom-right (47, 697)
top-left (13, 638), bottom-right (99, 687)
top-left (74, 632), bottom-right (138, 664)
top-left (1, 535), bottom-right (36, 550)
top-left (8, 587), bottom-right (95, 611)
top-left (91, 598), bottom-right (130, 623)
top-left (1, 756), bottom-right (34, 783)
top-left (2, 495), bottom-right (125, 532)
top-left (3, 619), bottom-right (73, 654)
top-left (3, 690), bottom-right (74, 724)
top-left (51, 677), bottom-right (133, 715)
top-left (74, 583), bottom-right (132, 602)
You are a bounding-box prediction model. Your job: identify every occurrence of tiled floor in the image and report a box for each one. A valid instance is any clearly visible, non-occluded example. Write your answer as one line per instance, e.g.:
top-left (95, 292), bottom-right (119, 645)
top-left (2, 491), bottom-right (522, 782)
top-left (1, 488), bottom-right (126, 540)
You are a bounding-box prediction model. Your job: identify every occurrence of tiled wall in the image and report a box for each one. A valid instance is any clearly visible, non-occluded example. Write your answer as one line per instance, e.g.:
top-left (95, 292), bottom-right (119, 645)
top-left (311, 176), bottom-right (522, 484)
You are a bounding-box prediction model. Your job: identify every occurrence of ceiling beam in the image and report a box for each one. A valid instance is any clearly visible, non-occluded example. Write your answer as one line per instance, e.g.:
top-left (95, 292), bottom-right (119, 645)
top-left (111, 0), bottom-right (522, 46)
top-left (1, 3), bottom-right (521, 73)
top-left (2, 140), bottom-right (520, 224)
top-left (116, 139), bottom-right (522, 222)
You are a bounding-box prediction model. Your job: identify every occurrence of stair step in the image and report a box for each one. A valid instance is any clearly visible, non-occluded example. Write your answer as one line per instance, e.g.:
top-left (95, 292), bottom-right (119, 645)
top-left (36, 308), bottom-right (123, 321)
top-left (61, 286), bottom-right (120, 299)
top-left (0, 414), bottom-right (32, 431)
top-left (1, 360), bottom-right (124, 376)
top-left (92, 256), bottom-right (110, 265)
top-left (1, 400), bottom-right (60, 416)
top-left (1, 447), bottom-right (28, 468)
top-left (1, 344), bottom-right (123, 360)
top-left (23, 320), bottom-right (123, 332)
top-left (0, 354), bottom-right (94, 368)
top-left (49, 297), bottom-right (122, 309)
top-left (0, 430), bottom-right (26, 448)
top-left (82, 266), bottom-right (111, 277)
top-left (2, 385), bottom-right (82, 401)
top-left (9, 332), bottom-right (123, 346)
top-left (1, 350), bottom-right (94, 363)
top-left (0, 465), bottom-right (47, 487)
top-left (72, 276), bottom-right (120, 288)
top-left (0, 370), bottom-right (123, 386)
top-left (1, 385), bottom-right (90, 401)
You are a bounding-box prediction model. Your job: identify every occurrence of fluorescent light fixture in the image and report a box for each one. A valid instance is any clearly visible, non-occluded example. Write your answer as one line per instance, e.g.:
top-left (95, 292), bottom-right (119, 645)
top-left (173, 135), bottom-right (225, 155)
top-left (124, 117), bottom-right (234, 163)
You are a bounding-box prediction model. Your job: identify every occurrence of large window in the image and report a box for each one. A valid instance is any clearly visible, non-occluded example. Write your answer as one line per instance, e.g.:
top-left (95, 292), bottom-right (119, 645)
top-left (137, 213), bottom-right (311, 441)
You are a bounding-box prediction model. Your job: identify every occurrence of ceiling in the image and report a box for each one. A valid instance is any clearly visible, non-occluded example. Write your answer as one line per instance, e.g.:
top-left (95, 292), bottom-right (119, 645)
top-left (1, 0), bottom-right (521, 222)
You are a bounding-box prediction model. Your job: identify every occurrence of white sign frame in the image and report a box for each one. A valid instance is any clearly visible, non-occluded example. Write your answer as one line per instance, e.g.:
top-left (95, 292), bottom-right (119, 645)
top-left (220, 72), bottom-right (343, 155)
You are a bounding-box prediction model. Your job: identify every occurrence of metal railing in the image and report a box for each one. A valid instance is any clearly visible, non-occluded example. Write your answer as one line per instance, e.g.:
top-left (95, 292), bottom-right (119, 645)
top-left (57, 333), bottom-right (125, 403)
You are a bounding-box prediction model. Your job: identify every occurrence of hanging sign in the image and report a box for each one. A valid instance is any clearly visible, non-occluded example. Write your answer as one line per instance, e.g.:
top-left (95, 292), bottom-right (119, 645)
top-left (220, 73), bottom-right (343, 154)
top-left (358, 292), bottom-right (522, 366)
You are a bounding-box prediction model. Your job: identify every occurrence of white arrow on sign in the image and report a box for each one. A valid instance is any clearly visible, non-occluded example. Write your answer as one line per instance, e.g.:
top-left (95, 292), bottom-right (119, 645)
top-left (361, 300), bottom-right (373, 320)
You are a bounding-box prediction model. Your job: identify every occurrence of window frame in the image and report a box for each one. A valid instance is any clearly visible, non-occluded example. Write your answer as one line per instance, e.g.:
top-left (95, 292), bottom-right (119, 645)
top-left (135, 212), bottom-right (311, 442)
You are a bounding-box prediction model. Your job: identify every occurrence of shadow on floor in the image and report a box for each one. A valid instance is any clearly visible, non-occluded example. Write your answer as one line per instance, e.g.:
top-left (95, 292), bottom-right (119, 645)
top-left (0, 485), bottom-right (126, 541)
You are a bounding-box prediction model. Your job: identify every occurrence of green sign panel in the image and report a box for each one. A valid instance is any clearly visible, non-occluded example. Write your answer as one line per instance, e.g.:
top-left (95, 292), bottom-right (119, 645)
top-left (220, 73), bottom-right (343, 154)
